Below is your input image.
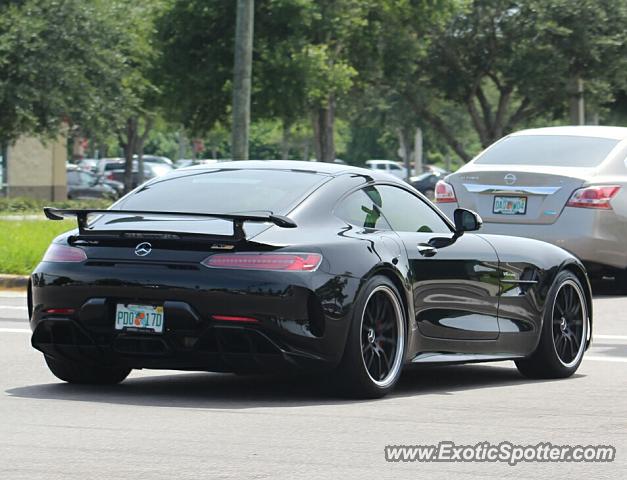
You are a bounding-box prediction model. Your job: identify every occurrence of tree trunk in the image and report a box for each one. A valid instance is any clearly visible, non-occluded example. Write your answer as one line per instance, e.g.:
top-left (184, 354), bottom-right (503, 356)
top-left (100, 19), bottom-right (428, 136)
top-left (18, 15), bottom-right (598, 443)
top-left (231, 0), bottom-right (254, 160)
top-left (135, 118), bottom-right (153, 186)
top-left (280, 120), bottom-right (291, 160)
top-left (397, 128), bottom-right (411, 180)
top-left (120, 117), bottom-right (138, 194)
top-left (413, 128), bottom-right (423, 176)
top-left (569, 76), bottom-right (585, 125)
top-left (312, 95), bottom-right (336, 162)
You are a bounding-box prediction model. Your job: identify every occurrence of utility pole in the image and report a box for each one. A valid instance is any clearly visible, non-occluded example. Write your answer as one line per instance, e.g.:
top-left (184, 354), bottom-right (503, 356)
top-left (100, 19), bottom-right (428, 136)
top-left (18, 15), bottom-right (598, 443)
top-left (569, 77), bottom-right (585, 125)
top-left (231, 0), bottom-right (254, 160)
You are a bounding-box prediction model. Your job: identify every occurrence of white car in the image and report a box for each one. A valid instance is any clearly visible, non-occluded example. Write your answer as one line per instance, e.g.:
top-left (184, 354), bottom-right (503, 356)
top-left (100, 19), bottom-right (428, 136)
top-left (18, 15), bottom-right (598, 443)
top-left (365, 159), bottom-right (407, 179)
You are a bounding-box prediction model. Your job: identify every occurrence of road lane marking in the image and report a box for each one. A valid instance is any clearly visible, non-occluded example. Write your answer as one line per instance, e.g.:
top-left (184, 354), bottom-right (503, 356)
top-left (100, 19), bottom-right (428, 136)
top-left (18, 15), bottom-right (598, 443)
top-left (0, 328), bottom-right (30, 333)
top-left (585, 356), bottom-right (627, 363)
top-left (0, 292), bottom-right (27, 298)
top-left (595, 334), bottom-right (627, 341)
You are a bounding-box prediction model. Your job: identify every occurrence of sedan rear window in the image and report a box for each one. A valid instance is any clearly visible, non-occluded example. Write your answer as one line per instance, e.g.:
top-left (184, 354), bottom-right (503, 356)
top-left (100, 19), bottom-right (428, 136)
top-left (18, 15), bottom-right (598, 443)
top-left (117, 168), bottom-right (326, 215)
top-left (475, 135), bottom-right (619, 168)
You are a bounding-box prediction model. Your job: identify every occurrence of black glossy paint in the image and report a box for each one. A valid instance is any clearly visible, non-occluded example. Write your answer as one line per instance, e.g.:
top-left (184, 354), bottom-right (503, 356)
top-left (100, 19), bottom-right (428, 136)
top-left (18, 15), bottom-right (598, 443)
top-left (30, 161), bottom-right (592, 374)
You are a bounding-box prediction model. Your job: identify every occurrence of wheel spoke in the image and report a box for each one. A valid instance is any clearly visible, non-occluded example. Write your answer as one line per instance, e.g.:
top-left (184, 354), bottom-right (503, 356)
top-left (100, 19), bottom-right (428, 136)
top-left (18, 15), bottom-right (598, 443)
top-left (366, 348), bottom-right (375, 370)
top-left (364, 307), bottom-right (376, 328)
top-left (377, 352), bottom-right (385, 380)
top-left (568, 335), bottom-right (576, 360)
top-left (379, 347), bottom-right (391, 373)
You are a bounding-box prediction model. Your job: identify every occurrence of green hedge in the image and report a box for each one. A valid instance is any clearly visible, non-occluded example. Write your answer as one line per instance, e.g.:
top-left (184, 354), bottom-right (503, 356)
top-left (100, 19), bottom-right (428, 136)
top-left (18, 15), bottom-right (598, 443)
top-left (0, 197), bottom-right (113, 215)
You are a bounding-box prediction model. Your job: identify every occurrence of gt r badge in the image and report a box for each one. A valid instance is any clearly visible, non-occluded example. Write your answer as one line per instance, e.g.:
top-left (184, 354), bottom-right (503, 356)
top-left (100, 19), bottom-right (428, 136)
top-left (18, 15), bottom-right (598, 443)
top-left (135, 242), bottom-right (152, 257)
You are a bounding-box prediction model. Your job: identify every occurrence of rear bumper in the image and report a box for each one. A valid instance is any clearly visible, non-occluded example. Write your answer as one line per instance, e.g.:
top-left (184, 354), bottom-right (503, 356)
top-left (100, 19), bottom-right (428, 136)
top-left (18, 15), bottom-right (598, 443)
top-left (31, 317), bottom-right (325, 373)
top-left (30, 263), bottom-right (360, 372)
top-left (438, 203), bottom-right (627, 271)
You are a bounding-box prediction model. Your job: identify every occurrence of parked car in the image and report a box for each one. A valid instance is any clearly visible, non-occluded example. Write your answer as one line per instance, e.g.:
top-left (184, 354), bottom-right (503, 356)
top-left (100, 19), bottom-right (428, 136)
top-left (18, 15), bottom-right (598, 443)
top-left (409, 171), bottom-right (448, 199)
top-left (76, 158), bottom-right (100, 172)
top-left (35, 161), bottom-right (591, 398)
top-left (174, 159), bottom-right (221, 169)
top-left (98, 159), bottom-right (173, 188)
top-left (134, 154), bottom-right (173, 166)
top-left (66, 165), bottom-right (119, 200)
top-left (435, 126), bottom-right (627, 287)
top-left (365, 159), bottom-right (407, 179)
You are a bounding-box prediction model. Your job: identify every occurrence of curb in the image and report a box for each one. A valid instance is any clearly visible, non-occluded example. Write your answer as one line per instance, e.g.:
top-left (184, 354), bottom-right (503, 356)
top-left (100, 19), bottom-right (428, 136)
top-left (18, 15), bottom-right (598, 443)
top-left (0, 274), bottom-right (29, 289)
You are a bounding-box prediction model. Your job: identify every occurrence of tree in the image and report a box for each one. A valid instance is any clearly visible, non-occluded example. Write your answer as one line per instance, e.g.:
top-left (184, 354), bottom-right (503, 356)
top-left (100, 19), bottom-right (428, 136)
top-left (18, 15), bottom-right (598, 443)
top-left (376, 0), bottom-right (627, 162)
top-left (113, 2), bottom-right (165, 191)
top-left (0, 0), bottom-right (133, 144)
top-left (157, 0), bottom-right (369, 162)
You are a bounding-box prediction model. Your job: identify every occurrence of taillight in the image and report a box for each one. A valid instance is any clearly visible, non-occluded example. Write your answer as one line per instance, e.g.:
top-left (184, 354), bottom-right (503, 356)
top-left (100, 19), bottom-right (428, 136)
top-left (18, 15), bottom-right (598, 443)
top-left (567, 185), bottom-right (620, 210)
top-left (42, 244), bottom-right (87, 262)
top-left (202, 253), bottom-right (322, 272)
top-left (434, 180), bottom-right (457, 203)
top-left (43, 308), bottom-right (76, 315)
top-left (106, 172), bottom-right (115, 180)
top-left (212, 315), bottom-right (258, 323)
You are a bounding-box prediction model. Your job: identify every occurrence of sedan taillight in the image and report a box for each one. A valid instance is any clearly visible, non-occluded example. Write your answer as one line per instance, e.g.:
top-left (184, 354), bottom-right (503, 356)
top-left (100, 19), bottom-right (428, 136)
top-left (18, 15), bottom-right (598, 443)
top-left (434, 180), bottom-right (457, 203)
top-left (202, 253), bottom-right (322, 272)
top-left (566, 185), bottom-right (620, 210)
top-left (42, 244), bottom-right (87, 262)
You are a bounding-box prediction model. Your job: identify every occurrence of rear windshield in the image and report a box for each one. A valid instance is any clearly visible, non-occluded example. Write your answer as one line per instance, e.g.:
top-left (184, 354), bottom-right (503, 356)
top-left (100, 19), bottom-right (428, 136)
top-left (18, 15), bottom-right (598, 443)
top-left (116, 168), bottom-right (326, 215)
top-left (475, 135), bottom-right (619, 168)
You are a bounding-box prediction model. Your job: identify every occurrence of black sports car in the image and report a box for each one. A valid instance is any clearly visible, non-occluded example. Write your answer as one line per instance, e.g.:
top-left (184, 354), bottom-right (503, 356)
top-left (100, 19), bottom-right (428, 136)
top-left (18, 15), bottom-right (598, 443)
top-left (29, 161), bottom-right (592, 398)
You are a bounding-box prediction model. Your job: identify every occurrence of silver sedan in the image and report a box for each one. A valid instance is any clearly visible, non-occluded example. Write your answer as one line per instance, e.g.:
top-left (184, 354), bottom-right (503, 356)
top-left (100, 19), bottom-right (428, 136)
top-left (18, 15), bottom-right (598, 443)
top-left (435, 126), bottom-right (627, 288)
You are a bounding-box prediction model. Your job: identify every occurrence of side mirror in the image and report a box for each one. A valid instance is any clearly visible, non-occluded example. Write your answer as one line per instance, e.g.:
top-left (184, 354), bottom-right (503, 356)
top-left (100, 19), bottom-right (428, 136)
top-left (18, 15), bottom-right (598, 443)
top-left (453, 208), bottom-right (482, 234)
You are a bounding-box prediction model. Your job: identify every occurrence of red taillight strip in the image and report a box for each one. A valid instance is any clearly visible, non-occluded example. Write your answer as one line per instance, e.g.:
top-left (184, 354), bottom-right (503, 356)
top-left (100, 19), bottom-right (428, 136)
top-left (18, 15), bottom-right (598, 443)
top-left (202, 253), bottom-right (322, 272)
top-left (434, 180), bottom-right (457, 203)
top-left (42, 244), bottom-right (87, 263)
top-left (43, 308), bottom-right (76, 315)
top-left (212, 315), bottom-right (259, 323)
top-left (566, 185), bottom-right (620, 210)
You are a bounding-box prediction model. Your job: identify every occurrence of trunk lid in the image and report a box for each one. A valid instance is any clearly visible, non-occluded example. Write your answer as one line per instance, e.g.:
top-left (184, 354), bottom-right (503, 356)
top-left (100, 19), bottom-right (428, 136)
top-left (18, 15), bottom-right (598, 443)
top-left (449, 165), bottom-right (593, 224)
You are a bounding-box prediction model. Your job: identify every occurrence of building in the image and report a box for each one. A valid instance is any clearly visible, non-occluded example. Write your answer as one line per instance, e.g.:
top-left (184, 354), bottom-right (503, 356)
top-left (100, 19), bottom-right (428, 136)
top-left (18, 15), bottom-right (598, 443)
top-left (0, 135), bottom-right (67, 200)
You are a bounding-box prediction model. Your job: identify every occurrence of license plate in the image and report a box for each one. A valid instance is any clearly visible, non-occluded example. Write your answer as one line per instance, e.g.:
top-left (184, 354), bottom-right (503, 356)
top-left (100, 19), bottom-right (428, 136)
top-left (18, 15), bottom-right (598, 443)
top-left (115, 304), bottom-right (164, 333)
top-left (493, 196), bottom-right (527, 215)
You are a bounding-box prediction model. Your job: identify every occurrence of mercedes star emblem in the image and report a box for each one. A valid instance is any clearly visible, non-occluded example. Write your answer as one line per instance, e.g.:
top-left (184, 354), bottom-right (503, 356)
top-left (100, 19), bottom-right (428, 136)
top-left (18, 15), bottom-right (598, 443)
top-left (135, 242), bottom-right (152, 257)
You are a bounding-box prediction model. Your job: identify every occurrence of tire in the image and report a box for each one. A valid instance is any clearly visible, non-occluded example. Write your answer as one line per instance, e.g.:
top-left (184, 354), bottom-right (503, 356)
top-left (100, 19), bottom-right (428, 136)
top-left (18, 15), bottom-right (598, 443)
top-left (334, 275), bottom-right (406, 398)
top-left (44, 355), bottom-right (131, 385)
top-left (516, 270), bottom-right (588, 379)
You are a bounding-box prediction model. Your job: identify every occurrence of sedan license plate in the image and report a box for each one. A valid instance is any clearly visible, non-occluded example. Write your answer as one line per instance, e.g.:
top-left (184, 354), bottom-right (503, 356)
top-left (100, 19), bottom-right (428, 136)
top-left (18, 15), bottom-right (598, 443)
top-left (493, 196), bottom-right (527, 215)
top-left (115, 304), bottom-right (164, 333)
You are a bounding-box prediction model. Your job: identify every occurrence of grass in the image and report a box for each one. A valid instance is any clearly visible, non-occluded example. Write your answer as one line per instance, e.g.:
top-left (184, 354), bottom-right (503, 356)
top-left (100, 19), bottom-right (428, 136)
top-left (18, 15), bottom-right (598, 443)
top-left (0, 197), bottom-right (112, 215)
top-left (0, 220), bottom-right (75, 275)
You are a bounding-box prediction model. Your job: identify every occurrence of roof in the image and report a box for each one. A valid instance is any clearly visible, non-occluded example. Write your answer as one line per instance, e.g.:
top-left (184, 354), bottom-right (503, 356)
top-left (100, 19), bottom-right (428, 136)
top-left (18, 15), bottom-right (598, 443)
top-left (180, 160), bottom-right (378, 177)
top-left (511, 126), bottom-right (627, 140)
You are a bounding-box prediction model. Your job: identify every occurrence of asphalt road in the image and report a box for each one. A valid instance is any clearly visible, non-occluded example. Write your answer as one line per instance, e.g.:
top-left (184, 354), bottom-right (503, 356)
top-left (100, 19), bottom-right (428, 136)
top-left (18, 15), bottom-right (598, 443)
top-left (0, 289), bottom-right (625, 479)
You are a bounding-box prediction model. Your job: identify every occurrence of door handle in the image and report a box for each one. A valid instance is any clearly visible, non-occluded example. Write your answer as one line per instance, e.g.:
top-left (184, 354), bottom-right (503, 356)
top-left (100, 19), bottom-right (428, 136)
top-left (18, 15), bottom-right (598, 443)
top-left (417, 243), bottom-right (438, 257)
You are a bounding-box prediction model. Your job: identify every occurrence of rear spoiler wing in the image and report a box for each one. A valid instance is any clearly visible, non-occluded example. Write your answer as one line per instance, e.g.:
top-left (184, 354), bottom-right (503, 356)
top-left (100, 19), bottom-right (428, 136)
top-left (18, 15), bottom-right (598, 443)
top-left (43, 207), bottom-right (297, 241)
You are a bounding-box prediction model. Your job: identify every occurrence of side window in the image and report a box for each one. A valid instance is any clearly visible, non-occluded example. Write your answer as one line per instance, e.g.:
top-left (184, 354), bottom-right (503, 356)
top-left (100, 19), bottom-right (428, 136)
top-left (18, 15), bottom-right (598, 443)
top-left (389, 164), bottom-right (401, 171)
top-left (375, 185), bottom-right (451, 233)
top-left (335, 189), bottom-right (391, 230)
top-left (79, 171), bottom-right (95, 185)
top-left (67, 171), bottom-right (80, 185)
